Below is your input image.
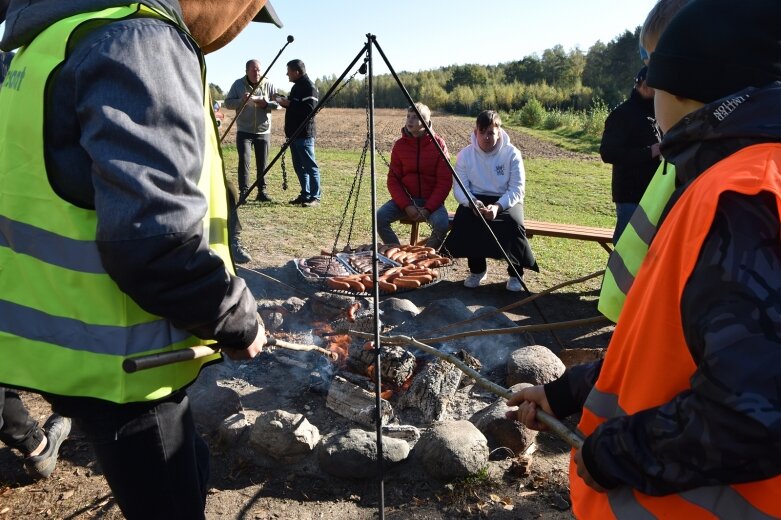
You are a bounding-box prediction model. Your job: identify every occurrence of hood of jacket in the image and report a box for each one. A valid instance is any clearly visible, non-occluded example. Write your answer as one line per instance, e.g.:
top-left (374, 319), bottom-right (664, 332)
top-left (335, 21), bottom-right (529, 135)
top-left (468, 127), bottom-right (513, 157)
top-left (661, 82), bottom-right (781, 188)
top-left (1, 0), bottom-right (185, 50)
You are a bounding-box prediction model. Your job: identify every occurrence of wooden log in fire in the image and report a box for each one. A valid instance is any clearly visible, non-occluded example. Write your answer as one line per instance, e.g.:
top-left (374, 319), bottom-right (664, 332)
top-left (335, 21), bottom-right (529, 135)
top-left (326, 375), bottom-right (394, 427)
top-left (351, 331), bottom-right (584, 449)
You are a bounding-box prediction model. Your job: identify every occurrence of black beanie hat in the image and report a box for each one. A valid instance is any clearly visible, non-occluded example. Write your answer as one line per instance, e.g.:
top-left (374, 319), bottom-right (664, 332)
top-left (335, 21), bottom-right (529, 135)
top-left (646, 0), bottom-right (781, 104)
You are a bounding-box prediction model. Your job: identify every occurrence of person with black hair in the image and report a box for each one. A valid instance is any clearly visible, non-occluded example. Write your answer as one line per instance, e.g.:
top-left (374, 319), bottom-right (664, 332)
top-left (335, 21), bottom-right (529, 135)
top-left (277, 59), bottom-right (322, 207)
top-left (599, 66), bottom-right (661, 243)
top-left (377, 102), bottom-right (452, 249)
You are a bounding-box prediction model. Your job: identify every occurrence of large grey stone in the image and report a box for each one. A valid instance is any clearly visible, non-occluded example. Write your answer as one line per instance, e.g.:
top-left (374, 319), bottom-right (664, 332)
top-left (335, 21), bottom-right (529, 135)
top-left (188, 364), bottom-right (243, 433)
top-left (506, 344), bottom-right (565, 387)
top-left (415, 420), bottom-right (489, 480)
top-left (318, 429), bottom-right (410, 478)
top-left (379, 297), bottom-right (420, 327)
top-left (249, 409), bottom-right (321, 464)
top-left (470, 383), bottom-right (537, 459)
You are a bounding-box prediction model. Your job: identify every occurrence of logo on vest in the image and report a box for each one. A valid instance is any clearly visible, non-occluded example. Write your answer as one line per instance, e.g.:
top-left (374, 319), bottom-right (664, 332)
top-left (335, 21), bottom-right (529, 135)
top-left (3, 67), bottom-right (25, 91)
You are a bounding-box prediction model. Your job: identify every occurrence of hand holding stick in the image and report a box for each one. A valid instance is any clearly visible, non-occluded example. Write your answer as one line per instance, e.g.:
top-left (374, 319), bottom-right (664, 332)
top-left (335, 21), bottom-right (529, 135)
top-left (122, 336), bottom-right (336, 373)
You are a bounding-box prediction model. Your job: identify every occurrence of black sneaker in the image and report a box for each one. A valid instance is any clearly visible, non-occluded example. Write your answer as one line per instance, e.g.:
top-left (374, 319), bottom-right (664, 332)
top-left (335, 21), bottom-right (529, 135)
top-left (25, 414), bottom-right (71, 479)
top-left (256, 191), bottom-right (273, 202)
top-left (289, 195), bottom-right (307, 205)
top-left (302, 198), bottom-right (320, 208)
top-left (232, 240), bottom-right (252, 264)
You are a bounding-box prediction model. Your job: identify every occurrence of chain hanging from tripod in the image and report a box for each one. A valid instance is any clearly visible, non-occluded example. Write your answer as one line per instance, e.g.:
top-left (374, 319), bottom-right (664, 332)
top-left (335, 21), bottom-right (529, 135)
top-left (328, 60), bottom-right (372, 254)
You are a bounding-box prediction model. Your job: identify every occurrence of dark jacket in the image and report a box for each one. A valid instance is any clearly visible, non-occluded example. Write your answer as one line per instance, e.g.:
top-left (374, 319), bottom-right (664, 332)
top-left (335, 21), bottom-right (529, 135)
top-left (0, 0), bottom-right (259, 352)
top-left (0, 51), bottom-right (13, 84)
top-left (599, 89), bottom-right (660, 203)
top-left (284, 73), bottom-right (318, 139)
top-left (548, 84), bottom-right (781, 494)
top-left (387, 128), bottom-right (452, 213)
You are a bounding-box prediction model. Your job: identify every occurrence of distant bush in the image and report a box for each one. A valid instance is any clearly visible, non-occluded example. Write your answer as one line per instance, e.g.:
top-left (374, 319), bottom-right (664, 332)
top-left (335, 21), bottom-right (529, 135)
top-left (582, 100), bottom-right (609, 137)
top-left (543, 109), bottom-right (566, 130)
top-left (519, 98), bottom-right (546, 128)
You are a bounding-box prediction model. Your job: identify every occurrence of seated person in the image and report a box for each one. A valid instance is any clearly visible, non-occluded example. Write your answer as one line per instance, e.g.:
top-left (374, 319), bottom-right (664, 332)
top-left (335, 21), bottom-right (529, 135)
top-left (443, 110), bottom-right (538, 292)
top-left (377, 102), bottom-right (452, 249)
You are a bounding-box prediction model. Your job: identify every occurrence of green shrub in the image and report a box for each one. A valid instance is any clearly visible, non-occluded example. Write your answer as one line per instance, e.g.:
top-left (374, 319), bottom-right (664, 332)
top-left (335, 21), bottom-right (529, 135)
top-left (582, 100), bottom-right (609, 137)
top-left (543, 109), bottom-right (565, 130)
top-left (519, 98), bottom-right (546, 128)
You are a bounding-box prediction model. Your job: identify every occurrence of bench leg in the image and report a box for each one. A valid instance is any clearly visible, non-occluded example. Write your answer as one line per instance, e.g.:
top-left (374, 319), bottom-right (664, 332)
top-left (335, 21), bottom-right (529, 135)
top-left (409, 222), bottom-right (420, 245)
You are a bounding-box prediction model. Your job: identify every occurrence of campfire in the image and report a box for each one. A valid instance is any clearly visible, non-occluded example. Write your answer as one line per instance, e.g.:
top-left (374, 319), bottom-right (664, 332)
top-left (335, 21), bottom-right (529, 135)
top-left (186, 288), bottom-right (576, 485)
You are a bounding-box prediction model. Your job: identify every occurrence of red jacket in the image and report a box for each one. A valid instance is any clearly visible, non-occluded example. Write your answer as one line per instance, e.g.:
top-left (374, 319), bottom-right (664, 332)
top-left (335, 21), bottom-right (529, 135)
top-left (387, 128), bottom-right (452, 212)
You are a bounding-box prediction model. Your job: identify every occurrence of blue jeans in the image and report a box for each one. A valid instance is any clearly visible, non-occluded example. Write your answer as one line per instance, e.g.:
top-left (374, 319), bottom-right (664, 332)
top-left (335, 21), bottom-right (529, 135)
top-left (289, 137), bottom-right (320, 201)
top-left (614, 202), bottom-right (639, 244)
top-left (377, 198), bottom-right (450, 249)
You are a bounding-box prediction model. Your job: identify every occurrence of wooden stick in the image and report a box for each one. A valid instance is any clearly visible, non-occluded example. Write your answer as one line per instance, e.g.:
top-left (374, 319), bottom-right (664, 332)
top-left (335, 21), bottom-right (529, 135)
top-left (417, 316), bottom-right (609, 345)
top-left (420, 269), bottom-right (605, 337)
top-left (122, 337), bottom-right (337, 373)
top-left (352, 331), bottom-right (584, 449)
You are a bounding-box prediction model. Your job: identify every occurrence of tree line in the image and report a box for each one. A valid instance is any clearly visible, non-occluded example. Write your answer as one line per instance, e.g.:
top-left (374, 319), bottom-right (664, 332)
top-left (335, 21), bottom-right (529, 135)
top-left (314, 27), bottom-right (643, 116)
top-left (208, 27), bottom-right (643, 119)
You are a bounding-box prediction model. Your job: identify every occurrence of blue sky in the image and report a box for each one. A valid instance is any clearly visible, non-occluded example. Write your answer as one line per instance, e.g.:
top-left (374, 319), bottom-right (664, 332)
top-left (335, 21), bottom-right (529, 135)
top-left (205, 0), bottom-right (659, 93)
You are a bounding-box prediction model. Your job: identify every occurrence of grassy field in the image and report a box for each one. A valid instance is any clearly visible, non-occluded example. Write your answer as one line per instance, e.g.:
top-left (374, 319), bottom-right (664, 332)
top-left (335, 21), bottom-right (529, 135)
top-left (223, 123), bottom-right (614, 295)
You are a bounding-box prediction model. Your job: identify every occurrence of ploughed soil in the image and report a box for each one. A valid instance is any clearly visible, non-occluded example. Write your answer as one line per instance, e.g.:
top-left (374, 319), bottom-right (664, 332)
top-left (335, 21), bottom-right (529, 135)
top-left (0, 109), bottom-right (609, 519)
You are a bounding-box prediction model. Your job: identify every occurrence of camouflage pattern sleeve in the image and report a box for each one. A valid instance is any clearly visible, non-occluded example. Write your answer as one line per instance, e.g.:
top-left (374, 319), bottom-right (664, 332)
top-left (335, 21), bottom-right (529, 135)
top-left (583, 191), bottom-right (781, 495)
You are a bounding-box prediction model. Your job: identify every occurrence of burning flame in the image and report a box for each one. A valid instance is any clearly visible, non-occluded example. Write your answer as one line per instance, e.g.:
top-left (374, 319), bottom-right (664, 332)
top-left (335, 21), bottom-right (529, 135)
top-left (314, 322), bottom-right (350, 364)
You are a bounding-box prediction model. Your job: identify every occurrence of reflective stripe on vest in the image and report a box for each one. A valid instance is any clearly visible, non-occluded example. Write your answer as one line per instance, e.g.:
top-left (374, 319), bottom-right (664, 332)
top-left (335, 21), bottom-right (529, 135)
top-left (573, 143), bottom-right (781, 519)
top-left (598, 162), bottom-right (677, 322)
top-left (0, 4), bottom-right (230, 403)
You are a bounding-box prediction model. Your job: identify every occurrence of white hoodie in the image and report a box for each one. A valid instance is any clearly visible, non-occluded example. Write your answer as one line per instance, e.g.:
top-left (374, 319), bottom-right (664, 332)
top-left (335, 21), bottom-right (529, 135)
top-left (452, 128), bottom-right (525, 211)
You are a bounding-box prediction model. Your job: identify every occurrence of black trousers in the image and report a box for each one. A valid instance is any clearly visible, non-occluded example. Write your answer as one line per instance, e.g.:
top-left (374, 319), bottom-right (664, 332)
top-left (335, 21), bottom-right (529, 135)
top-left (443, 195), bottom-right (538, 277)
top-left (47, 390), bottom-right (209, 520)
top-left (0, 388), bottom-right (44, 455)
top-left (237, 131), bottom-right (270, 195)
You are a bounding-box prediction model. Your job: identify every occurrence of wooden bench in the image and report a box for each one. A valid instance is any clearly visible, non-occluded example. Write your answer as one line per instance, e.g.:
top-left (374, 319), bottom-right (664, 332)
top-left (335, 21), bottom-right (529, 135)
top-left (400, 213), bottom-right (614, 253)
top-left (524, 219), bottom-right (614, 253)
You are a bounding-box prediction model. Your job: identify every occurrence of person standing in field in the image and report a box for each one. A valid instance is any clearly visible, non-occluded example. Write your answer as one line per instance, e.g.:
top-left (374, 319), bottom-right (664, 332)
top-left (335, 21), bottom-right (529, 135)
top-left (597, 0), bottom-right (692, 323)
top-left (377, 102), bottom-right (452, 249)
top-left (277, 59), bottom-right (321, 207)
top-left (223, 58), bottom-right (279, 203)
top-left (599, 65), bottom-right (661, 244)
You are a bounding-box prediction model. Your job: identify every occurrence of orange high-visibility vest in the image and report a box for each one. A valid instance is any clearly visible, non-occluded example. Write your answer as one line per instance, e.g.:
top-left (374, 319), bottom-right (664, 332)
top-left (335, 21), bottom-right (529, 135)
top-left (572, 143), bottom-right (781, 519)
